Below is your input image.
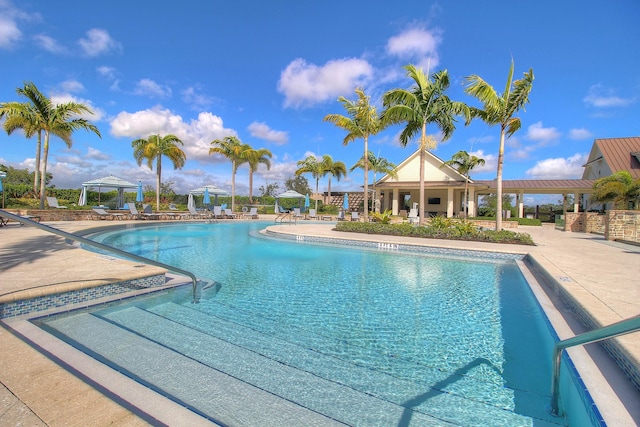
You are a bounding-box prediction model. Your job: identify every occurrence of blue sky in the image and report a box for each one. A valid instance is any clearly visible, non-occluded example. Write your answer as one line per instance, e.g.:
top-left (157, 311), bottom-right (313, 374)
top-left (1, 0), bottom-right (639, 204)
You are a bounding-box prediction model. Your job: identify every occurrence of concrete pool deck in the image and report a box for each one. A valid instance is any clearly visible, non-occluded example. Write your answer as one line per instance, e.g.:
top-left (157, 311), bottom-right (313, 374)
top-left (0, 219), bottom-right (639, 426)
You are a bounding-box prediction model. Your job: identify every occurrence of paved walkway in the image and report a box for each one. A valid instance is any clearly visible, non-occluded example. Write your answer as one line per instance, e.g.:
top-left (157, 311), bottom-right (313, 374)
top-left (0, 219), bottom-right (639, 425)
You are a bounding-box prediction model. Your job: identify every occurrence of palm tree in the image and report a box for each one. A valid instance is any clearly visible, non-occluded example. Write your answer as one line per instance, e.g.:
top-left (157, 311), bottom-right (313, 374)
top-left (350, 151), bottom-right (397, 212)
top-left (321, 155), bottom-right (347, 202)
top-left (442, 150), bottom-right (485, 219)
top-left (1, 81), bottom-right (101, 208)
top-left (591, 171), bottom-right (640, 210)
top-left (382, 65), bottom-right (471, 225)
top-left (464, 60), bottom-right (534, 230)
top-left (324, 88), bottom-right (383, 222)
top-left (132, 134), bottom-right (186, 211)
top-left (0, 83), bottom-right (47, 196)
top-left (243, 146), bottom-right (272, 203)
top-left (209, 136), bottom-right (248, 212)
top-left (296, 155), bottom-right (328, 211)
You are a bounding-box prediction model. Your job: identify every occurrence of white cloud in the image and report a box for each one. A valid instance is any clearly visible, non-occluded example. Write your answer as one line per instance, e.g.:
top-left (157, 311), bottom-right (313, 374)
top-left (248, 122), bottom-right (288, 145)
top-left (583, 84), bottom-right (635, 108)
top-left (97, 65), bottom-right (116, 79)
top-left (526, 121), bottom-right (561, 144)
top-left (86, 147), bottom-right (111, 160)
top-left (134, 78), bottom-right (172, 98)
top-left (78, 28), bottom-right (122, 57)
top-left (386, 27), bottom-right (441, 70)
top-left (278, 58), bottom-right (373, 108)
top-left (469, 149), bottom-right (496, 175)
top-left (0, 0), bottom-right (36, 49)
top-left (109, 107), bottom-right (237, 163)
top-left (568, 128), bottom-right (593, 140)
top-left (525, 153), bottom-right (587, 179)
top-left (33, 34), bottom-right (66, 54)
top-left (181, 86), bottom-right (214, 110)
top-left (59, 80), bottom-right (84, 93)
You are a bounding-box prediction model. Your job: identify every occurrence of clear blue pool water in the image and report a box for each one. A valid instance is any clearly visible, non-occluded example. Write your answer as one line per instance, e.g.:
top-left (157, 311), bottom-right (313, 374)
top-left (38, 222), bottom-right (600, 426)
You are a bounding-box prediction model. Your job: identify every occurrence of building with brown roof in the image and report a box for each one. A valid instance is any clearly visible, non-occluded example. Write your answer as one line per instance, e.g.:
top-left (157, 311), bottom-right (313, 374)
top-left (582, 137), bottom-right (640, 180)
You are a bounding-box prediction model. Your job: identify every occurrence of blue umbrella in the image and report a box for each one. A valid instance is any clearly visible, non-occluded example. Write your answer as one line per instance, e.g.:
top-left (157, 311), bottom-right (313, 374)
top-left (136, 181), bottom-right (144, 203)
top-left (304, 193), bottom-right (310, 210)
top-left (343, 193), bottom-right (349, 210)
top-left (203, 187), bottom-right (211, 206)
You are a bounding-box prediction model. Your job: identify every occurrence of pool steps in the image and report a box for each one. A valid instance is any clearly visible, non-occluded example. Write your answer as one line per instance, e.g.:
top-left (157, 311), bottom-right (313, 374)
top-left (41, 301), bottom-right (563, 426)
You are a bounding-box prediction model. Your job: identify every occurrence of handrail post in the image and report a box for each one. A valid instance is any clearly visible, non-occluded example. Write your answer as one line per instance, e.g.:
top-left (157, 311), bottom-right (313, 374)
top-left (0, 210), bottom-right (204, 303)
top-left (550, 315), bottom-right (640, 416)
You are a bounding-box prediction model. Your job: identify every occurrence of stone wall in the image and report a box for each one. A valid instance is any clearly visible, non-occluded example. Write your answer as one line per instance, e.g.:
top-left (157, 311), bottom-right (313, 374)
top-left (585, 212), bottom-right (605, 234)
top-left (564, 212), bottom-right (584, 232)
top-left (605, 210), bottom-right (640, 243)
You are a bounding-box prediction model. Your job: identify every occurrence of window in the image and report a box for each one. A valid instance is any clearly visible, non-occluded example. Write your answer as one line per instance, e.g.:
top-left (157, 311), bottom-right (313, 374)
top-left (428, 197), bottom-right (441, 205)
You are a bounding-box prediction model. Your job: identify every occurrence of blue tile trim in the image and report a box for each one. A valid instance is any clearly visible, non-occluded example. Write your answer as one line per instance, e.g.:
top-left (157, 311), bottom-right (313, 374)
top-left (0, 274), bottom-right (165, 319)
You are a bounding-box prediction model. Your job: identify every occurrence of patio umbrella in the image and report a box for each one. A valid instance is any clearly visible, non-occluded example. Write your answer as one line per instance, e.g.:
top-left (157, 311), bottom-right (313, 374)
top-left (187, 193), bottom-right (195, 210)
top-left (136, 181), bottom-right (144, 203)
top-left (203, 187), bottom-right (211, 206)
top-left (304, 193), bottom-right (310, 211)
top-left (343, 193), bottom-right (349, 211)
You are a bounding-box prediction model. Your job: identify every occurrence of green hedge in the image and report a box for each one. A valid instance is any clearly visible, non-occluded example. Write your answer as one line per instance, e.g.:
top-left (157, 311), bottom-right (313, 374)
top-left (335, 221), bottom-right (535, 245)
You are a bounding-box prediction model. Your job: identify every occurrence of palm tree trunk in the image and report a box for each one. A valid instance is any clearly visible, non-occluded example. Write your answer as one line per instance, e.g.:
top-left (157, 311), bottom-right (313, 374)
top-left (38, 132), bottom-right (50, 209)
top-left (249, 171), bottom-right (254, 204)
top-left (418, 122), bottom-right (427, 226)
top-left (231, 162), bottom-right (236, 212)
top-left (315, 177), bottom-right (319, 211)
top-left (496, 129), bottom-right (506, 231)
top-left (34, 130), bottom-right (42, 196)
top-left (156, 154), bottom-right (162, 211)
top-left (363, 136), bottom-right (369, 221)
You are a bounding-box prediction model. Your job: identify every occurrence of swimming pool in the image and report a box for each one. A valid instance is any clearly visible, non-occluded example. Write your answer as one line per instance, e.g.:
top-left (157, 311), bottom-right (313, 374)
top-left (36, 222), bottom-right (601, 426)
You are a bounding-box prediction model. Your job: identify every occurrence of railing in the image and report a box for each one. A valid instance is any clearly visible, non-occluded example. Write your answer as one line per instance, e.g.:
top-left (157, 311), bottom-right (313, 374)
top-left (0, 210), bottom-right (205, 303)
top-left (551, 314), bottom-right (640, 415)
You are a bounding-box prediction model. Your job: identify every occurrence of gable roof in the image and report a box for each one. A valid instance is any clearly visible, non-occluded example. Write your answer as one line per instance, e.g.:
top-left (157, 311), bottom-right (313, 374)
top-left (583, 137), bottom-right (640, 179)
top-left (377, 148), bottom-right (468, 185)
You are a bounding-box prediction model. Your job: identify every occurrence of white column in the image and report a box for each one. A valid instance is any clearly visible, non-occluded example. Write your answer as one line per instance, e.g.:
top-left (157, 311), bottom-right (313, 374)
top-left (518, 191), bottom-right (524, 218)
top-left (468, 187), bottom-right (476, 217)
top-left (574, 192), bottom-right (579, 212)
top-left (392, 188), bottom-right (399, 215)
top-left (447, 187), bottom-right (454, 218)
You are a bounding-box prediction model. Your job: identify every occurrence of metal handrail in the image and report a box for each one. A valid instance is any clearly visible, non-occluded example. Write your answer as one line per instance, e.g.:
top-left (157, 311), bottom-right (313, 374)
top-left (551, 314), bottom-right (640, 415)
top-left (0, 210), bottom-right (204, 303)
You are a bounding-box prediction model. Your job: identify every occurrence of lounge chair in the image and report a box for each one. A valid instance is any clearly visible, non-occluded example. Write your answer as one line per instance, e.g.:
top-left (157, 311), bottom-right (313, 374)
top-left (129, 204), bottom-right (160, 220)
top-left (350, 212), bottom-right (360, 221)
top-left (188, 205), bottom-right (209, 219)
top-left (293, 208), bottom-right (303, 220)
top-left (243, 207), bottom-right (258, 219)
top-left (212, 206), bottom-right (224, 219)
top-left (46, 196), bottom-right (67, 209)
top-left (0, 214), bottom-right (40, 226)
top-left (337, 210), bottom-right (345, 221)
top-left (92, 208), bottom-right (125, 220)
top-left (308, 209), bottom-right (318, 220)
top-left (224, 208), bottom-right (237, 219)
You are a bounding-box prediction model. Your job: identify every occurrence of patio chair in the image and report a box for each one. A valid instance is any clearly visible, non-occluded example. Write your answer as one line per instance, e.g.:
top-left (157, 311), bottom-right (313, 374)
top-left (337, 210), bottom-right (345, 221)
top-left (224, 208), bottom-right (237, 219)
top-left (350, 212), bottom-right (360, 221)
top-left (46, 196), bottom-right (67, 209)
top-left (243, 207), bottom-right (259, 219)
top-left (92, 208), bottom-right (125, 220)
top-left (129, 204), bottom-right (160, 220)
top-left (212, 206), bottom-right (224, 219)
top-left (293, 208), bottom-right (303, 220)
top-left (308, 209), bottom-right (318, 220)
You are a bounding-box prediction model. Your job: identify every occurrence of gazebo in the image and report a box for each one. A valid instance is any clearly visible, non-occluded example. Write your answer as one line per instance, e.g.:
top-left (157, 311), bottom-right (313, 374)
top-left (79, 175), bottom-right (139, 209)
top-left (188, 185), bottom-right (229, 208)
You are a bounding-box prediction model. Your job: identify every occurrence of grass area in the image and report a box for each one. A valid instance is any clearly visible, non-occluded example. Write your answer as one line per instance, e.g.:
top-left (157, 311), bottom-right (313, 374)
top-left (335, 219), bottom-right (535, 245)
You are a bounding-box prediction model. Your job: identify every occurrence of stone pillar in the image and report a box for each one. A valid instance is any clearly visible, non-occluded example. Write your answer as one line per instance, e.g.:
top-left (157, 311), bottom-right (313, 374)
top-left (573, 192), bottom-right (579, 212)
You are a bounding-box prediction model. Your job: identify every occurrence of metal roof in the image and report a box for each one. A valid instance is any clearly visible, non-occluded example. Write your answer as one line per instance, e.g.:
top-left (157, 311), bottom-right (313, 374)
top-left (593, 137), bottom-right (640, 179)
